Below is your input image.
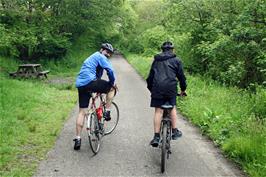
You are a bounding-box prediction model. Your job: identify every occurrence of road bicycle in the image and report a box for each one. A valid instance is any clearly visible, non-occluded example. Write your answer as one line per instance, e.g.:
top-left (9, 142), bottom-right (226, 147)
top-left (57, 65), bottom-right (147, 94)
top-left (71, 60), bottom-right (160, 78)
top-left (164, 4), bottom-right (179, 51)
top-left (160, 103), bottom-right (173, 173)
top-left (85, 92), bottom-right (119, 154)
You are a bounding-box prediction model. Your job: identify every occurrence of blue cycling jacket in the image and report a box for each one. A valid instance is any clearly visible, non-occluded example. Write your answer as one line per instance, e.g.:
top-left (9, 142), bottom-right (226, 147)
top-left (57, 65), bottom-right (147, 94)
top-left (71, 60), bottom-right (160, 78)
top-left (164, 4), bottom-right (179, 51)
top-left (75, 51), bottom-right (115, 88)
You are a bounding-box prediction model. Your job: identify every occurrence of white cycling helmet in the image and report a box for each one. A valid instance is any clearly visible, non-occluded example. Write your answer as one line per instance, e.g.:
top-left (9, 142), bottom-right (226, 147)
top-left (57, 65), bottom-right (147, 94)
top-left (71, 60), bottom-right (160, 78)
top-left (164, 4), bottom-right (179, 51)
top-left (101, 43), bottom-right (114, 53)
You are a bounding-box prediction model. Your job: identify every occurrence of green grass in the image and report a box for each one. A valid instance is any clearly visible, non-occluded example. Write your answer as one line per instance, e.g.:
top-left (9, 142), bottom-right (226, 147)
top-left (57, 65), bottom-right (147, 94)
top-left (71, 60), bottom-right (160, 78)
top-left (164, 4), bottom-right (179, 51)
top-left (0, 77), bottom-right (76, 176)
top-left (124, 54), bottom-right (153, 79)
top-left (126, 54), bottom-right (266, 177)
top-left (180, 76), bottom-right (266, 177)
top-left (0, 33), bottom-right (96, 176)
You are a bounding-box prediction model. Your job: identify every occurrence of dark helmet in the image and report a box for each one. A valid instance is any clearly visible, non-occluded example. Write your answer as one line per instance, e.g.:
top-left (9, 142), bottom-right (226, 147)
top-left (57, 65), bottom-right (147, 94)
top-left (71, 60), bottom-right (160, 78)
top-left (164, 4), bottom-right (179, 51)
top-left (161, 41), bottom-right (174, 50)
top-left (101, 43), bottom-right (114, 53)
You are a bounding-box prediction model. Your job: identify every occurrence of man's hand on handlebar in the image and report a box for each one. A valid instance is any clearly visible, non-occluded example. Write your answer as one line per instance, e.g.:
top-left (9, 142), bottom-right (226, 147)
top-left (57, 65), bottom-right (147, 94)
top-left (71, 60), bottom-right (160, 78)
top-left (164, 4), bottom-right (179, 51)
top-left (179, 91), bottom-right (187, 97)
top-left (180, 91), bottom-right (187, 96)
top-left (113, 84), bottom-right (118, 92)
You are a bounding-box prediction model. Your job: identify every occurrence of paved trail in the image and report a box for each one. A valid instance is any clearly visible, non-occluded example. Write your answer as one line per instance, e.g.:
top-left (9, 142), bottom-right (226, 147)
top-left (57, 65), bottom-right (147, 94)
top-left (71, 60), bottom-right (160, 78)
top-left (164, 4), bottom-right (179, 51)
top-left (35, 55), bottom-right (244, 177)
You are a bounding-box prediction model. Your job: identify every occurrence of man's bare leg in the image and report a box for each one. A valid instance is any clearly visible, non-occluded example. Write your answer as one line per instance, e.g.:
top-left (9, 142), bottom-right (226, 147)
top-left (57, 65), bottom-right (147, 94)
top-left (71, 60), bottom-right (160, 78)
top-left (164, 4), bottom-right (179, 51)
top-left (106, 87), bottom-right (116, 109)
top-left (74, 108), bottom-right (87, 150)
top-left (104, 87), bottom-right (116, 121)
top-left (150, 107), bottom-right (163, 147)
top-left (154, 107), bottom-right (163, 133)
top-left (170, 106), bottom-right (182, 139)
top-left (76, 108), bottom-right (87, 137)
top-left (170, 106), bottom-right (177, 129)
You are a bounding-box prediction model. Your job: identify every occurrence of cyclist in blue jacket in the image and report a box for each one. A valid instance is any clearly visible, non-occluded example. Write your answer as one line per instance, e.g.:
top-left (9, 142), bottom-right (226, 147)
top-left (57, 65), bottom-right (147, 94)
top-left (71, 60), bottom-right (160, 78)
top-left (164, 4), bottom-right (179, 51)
top-left (73, 43), bottom-right (117, 150)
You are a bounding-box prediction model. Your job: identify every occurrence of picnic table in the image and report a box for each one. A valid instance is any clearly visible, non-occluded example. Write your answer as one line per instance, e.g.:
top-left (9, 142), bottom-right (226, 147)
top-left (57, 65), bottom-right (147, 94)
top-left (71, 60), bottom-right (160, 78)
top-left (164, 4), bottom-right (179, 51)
top-left (9, 64), bottom-right (49, 79)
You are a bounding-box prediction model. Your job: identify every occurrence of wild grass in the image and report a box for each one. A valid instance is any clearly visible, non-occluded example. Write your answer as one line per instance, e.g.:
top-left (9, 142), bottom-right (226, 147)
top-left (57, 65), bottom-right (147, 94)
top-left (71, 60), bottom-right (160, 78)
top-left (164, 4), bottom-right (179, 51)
top-left (0, 77), bottom-right (76, 176)
top-left (125, 54), bottom-right (153, 79)
top-left (126, 54), bottom-right (266, 177)
top-left (180, 76), bottom-right (266, 177)
top-left (0, 33), bottom-right (95, 176)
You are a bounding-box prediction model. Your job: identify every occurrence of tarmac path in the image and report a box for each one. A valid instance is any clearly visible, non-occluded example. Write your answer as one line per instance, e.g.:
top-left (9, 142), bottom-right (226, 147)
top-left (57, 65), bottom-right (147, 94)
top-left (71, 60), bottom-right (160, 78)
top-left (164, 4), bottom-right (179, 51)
top-left (34, 55), bottom-right (244, 177)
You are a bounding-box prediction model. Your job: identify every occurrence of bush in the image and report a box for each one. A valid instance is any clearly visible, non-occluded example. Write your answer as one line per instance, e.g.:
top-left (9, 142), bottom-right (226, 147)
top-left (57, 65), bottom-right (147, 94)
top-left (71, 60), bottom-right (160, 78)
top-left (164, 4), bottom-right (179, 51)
top-left (139, 26), bottom-right (172, 51)
top-left (128, 39), bottom-right (144, 53)
top-left (0, 24), bottom-right (17, 56)
top-left (172, 33), bottom-right (192, 68)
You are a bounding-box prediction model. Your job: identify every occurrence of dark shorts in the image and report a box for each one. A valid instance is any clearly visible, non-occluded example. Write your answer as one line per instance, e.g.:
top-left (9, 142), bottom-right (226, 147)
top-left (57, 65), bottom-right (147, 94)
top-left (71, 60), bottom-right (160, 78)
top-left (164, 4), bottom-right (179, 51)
top-left (150, 97), bottom-right (176, 108)
top-left (78, 79), bottom-right (112, 108)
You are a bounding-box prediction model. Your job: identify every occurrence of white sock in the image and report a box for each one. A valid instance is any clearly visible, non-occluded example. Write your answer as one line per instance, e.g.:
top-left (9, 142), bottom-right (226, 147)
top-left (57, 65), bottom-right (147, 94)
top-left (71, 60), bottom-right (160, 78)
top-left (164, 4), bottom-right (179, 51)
top-left (76, 136), bottom-right (81, 139)
top-left (105, 109), bottom-right (111, 112)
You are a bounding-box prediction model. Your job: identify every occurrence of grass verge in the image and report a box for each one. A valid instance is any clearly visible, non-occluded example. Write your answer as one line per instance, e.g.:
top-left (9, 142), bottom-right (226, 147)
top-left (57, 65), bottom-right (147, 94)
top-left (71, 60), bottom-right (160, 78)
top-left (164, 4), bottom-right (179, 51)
top-left (0, 77), bottom-right (76, 176)
top-left (0, 33), bottom-right (96, 176)
top-left (126, 54), bottom-right (266, 177)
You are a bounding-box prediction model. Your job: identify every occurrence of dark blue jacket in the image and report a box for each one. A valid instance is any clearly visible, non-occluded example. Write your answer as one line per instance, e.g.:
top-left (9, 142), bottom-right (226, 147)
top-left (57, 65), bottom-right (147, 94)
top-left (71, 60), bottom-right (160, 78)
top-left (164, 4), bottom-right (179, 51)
top-left (146, 51), bottom-right (187, 99)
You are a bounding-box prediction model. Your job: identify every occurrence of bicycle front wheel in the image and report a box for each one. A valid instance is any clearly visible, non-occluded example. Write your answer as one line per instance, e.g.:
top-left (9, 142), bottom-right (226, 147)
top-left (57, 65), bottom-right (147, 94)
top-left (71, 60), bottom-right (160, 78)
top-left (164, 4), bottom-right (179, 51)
top-left (161, 123), bottom-right (167, 173)
top-left (104, 102), bottom-right (119, 135)
top-left (87, 112), bottom-right (101, 154)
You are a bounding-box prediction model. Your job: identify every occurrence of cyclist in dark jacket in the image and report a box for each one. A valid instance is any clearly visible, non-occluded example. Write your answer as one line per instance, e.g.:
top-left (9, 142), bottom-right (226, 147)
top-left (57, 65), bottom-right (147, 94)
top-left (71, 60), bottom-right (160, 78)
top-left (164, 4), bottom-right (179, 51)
top-left (146, 41), bottom-right (187, 147)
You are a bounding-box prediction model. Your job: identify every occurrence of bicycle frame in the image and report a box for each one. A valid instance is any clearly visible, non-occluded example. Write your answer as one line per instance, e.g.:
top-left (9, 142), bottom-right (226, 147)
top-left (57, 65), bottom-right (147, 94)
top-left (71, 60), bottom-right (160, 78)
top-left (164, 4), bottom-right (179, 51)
top-left (86, 92), bottom-right (119, 154)
top-left (90, 93), bottom-right (105, 110)
top-left (86, 93), bottom-right (105, 135)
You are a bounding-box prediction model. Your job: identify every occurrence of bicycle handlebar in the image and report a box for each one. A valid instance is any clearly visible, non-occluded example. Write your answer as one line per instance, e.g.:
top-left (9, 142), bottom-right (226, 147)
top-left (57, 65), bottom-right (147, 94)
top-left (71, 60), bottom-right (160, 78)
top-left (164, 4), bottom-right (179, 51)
top-left (177, 92), bottom-right (187, 97)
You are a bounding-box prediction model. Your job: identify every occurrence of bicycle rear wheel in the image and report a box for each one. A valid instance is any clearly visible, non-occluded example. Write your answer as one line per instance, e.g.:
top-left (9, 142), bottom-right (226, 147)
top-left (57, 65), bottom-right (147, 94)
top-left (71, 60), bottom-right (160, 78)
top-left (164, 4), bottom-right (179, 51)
top-left (104, 102), bottom-right (119, 135)
top-left (87, 112), bottom-right (101, 154)
top-left (161, 123), bottom-right (167, 173)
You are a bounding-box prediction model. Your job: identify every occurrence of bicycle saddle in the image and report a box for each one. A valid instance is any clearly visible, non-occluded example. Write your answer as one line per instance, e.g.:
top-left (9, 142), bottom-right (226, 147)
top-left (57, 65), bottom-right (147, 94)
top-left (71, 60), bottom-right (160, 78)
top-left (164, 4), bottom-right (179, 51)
top-left (161, 101), bottom-right (173, 109)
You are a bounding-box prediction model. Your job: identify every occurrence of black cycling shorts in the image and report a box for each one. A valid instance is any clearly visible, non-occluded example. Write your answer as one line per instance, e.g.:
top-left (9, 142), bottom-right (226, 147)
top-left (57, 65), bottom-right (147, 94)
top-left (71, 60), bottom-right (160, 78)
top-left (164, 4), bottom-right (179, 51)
top-left (150, 97), bottom-right (176, 108)
top-left (78, 79), bottom-right (112, 108)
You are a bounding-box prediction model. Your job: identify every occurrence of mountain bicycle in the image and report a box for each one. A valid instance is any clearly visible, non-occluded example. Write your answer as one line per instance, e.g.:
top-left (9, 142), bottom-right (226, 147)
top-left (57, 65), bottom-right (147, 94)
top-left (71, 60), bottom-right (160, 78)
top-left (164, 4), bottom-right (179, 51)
top-left (160, 103), bottom-right (173, 173)
top-left (85, 92), bottom-right (119, 154)
top-left (159, 93), bottom-right (186, 173)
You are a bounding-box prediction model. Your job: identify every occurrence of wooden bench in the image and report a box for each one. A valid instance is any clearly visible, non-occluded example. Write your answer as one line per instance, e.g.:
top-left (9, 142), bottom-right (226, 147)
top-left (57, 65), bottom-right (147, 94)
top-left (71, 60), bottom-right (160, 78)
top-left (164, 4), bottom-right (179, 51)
top-left (9, 71), bottom-right (17, 77)
top-left (37, 70), bottom-right (50, 78)
top-left (9, 64), bottom-right (50, 79)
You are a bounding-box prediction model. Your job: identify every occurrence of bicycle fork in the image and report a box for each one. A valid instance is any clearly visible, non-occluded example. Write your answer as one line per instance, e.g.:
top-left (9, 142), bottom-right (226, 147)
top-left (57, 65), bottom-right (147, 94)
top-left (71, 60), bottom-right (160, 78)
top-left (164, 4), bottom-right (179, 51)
top-left (86, 109), bottom-right (95, 135)
top-left (166, 122), bottom-right (172, 158)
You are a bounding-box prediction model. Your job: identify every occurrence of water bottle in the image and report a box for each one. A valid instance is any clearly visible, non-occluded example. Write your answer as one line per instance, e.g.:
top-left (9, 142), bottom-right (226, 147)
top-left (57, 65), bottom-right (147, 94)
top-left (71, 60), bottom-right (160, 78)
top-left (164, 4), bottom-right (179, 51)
top-left (96, 107), bottom-right (103, 120)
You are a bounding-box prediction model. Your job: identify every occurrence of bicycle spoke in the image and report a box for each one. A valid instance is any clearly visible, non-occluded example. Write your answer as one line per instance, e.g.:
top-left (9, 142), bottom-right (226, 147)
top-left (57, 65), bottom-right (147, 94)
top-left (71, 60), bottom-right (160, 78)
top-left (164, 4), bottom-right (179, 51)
top-left (87, 113), bottom-right (101, 154)
top-left (104, 102), bottom-right (119, 135)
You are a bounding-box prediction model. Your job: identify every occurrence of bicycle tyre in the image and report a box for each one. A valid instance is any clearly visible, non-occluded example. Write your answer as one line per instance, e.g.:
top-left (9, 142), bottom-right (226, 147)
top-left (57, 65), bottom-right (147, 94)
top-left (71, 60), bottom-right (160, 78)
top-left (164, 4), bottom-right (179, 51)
top-left (161, 123), bottom-right (167, 173)
top-left (88, 112), bottom-right (101, 154)
top-left (104, 102), bottom-right (119, 135)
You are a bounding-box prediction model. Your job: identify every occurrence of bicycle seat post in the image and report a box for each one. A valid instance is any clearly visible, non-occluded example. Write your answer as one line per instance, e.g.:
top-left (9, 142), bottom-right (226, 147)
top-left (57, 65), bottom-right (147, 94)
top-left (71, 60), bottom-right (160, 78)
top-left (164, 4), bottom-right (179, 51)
top-left (161, 103), bottom-right (173, 119)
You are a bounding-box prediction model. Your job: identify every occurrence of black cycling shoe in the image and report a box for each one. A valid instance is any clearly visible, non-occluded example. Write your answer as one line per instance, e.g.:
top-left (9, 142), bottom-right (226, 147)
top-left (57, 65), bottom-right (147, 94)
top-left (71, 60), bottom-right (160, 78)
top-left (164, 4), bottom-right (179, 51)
top-left (73, 138), bottom-right (81, 150)
top-left (150, 136), bottom-right (160, 147)
top-left (172, 129), bottom-right (182, 140)
top-left (104, 111), bottom-right (111, 121)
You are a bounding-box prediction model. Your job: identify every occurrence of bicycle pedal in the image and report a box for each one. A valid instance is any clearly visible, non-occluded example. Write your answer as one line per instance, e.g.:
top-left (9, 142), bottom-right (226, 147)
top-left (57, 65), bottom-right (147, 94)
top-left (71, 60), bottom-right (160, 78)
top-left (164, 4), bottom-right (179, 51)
top-left (100, 130), bottom-right (104, 135)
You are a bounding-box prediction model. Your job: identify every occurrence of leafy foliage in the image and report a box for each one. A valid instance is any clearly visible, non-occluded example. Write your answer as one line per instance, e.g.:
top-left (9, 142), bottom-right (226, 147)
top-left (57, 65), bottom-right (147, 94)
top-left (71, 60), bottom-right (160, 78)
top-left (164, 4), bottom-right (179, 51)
top-left (0, 0), bottom-right (131, 60)
top-left (168, 0), bottom-right (266, 88)
top-left (121, 0), bottom-right (266, 89)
